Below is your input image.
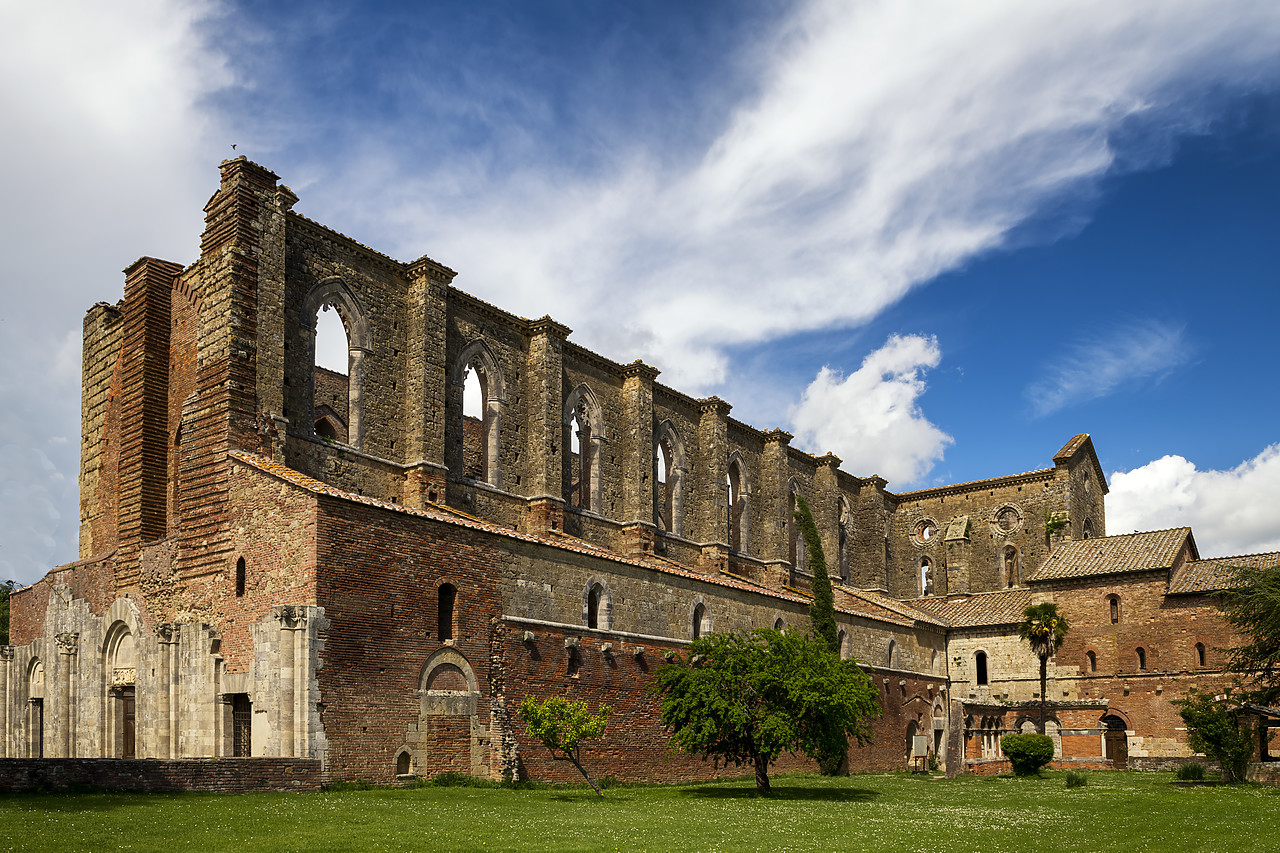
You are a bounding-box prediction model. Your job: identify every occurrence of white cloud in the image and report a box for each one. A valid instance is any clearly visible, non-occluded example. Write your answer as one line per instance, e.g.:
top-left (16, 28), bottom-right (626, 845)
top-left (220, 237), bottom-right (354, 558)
top-left (1024, 319), bottom-right (1191, 417)
top-left (1108, 446), bottom-right (1280, 557)
top-left (317, 0), bottom-right (1280, 391)
top-left (789, 335), bottom-right (952, 485)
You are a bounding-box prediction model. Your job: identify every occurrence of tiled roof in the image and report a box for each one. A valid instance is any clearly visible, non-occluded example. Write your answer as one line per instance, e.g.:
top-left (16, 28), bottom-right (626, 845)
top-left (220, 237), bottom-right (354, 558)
top-left (1029, 528), bottom-right (1193, 582)
top-left (911, 588), bottom-right (1035, 628)
top-left (229, 452), bottom-right (918, 628)
top-left (839, 587), bottom-right (949, 628)
top-left (892, 467), bottom-right (1055, 500)
top-left (1053, 434), bottom-right (1091, 461)
top-left (1168, 551), bottom-right (1280, 595)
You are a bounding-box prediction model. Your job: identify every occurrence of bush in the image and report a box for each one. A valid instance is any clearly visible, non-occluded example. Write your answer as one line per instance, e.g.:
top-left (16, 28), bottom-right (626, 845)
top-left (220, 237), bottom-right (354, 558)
top-left (1064, 770), bottom-right (1088, 788)
top-left (1175, 762), bottom-right (1206, 782)
top-left (1000, 733), bottom-right (1055, 776)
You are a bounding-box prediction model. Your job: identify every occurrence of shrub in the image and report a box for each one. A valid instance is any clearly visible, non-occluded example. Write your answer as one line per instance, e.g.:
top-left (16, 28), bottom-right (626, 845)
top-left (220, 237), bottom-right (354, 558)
top-left (1064, 770), bottom-right (1088, 788)
top-left (1000, 733), bottom-right (1055, 776)
top-left (1175, 762), bottom-right (1206, 782)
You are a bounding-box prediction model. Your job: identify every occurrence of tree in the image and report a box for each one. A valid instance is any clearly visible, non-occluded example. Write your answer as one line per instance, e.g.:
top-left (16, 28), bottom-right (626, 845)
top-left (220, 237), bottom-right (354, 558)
top-left (650, 628), bottom-right (881, 793)
top-left (1220, 563), bottom-right (1280, 706)
top-left (1018, 602), bottom-right (1069, 734)
top-left (999, 733), bottom-right (1055, 776)
top-left (1172, 688), bottom-right (1254, 783)
top-left (517, 695), bottom-right (612, 796)
top-left (794, 495), bottom-right (838, 655)
top-left (0, 579), bottom-right (16, 645)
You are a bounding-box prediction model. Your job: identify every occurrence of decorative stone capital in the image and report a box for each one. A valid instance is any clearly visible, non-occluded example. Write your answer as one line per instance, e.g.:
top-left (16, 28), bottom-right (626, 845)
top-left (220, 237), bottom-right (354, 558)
top-left (816, 451), bottom-right (842, 469)
top-left (274, 604), bottom-right (309, 629)
top-left (55, 632), bottom-right (79, 655)
top-left (698, 396), bottom-right (732, 418)
top-left (155, 623), bottom-right (178, 643)
top-left (762, 428), bottom-right (793, 445)
top-left (0, 646), bottom-right (14, 662)
top-left (526, 315), bottom-right (572, 340)
top-left (621, 360), bottom-right (660, 382)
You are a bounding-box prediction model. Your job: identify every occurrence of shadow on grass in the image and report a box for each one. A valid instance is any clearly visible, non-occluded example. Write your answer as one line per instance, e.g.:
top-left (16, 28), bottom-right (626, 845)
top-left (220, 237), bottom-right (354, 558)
top-left (678, 784), bottom-right (882, 802)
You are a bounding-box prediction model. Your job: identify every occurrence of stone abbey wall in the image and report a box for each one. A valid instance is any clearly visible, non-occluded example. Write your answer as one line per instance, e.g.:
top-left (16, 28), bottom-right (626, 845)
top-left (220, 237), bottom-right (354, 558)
top-left (1, 157), bottom-right (1264, 788)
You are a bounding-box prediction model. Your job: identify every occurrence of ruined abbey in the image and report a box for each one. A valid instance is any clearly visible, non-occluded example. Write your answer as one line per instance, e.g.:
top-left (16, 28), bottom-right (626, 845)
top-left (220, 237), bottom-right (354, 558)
top-left (2, 158), bottom-right (1274, 787)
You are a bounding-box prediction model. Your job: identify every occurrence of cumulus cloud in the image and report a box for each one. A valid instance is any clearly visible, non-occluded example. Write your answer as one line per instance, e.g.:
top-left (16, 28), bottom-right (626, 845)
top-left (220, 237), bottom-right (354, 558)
top-left (789, 335), bottom-right (952, 485)
top-left (1024, 319), bottom-right (1192, 417)
top-left (1108, 445), bottom-right (1280, 557)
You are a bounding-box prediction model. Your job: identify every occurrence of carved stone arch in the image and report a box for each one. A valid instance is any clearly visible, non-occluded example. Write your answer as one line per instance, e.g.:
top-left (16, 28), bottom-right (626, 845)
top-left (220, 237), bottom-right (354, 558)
top-left (102, 598), bottom-right (142, 759)
top-left (727, 452), bottom-right (751, 553)
top-left (452, 339), bottom-right (507, 402)
top-left (653, 420), bottom-right (688, 536)
top-left (581, 576), bottom-right (613, 631)
top-left (302, 277), bottom-right (371, 449)
top-left (563, 384), bottom-right (606, 513)
top-left (418, 647), bottom-right (480, 696)
top-left (408, 647), bottom-right (483, 778)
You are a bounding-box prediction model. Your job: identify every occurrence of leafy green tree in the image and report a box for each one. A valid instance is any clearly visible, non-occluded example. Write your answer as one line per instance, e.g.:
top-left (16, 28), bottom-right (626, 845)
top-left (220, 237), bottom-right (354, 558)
top-left (650, 628), bottom-right (880, 793)
top-left (1000, 733), bottom-right (1055, 776)
top-left (1220, 563), bottom-right (1280, 705)
top-left (0, 579), bottom-right (16, 645)
top-left (1018, 602), bottom-right (1069, 734)
top-left (1173, 688), bottom-right (1254, 783)
top-left (794, 495), bottom-right (838, 655)
top-left (517, 695), bottom-right (612, 796)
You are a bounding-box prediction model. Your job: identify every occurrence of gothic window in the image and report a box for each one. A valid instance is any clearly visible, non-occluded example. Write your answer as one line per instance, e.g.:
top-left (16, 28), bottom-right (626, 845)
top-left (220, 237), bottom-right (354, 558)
top-left (920, 557), bottom-right (933, 596)
top-left (304, 279), bottom-right (369, 450)
top-left (887, 640), bottom-right (897, 669)
top-left (1136, 647), bottom-right (1147, 671)
top-left (837, 497), bottom-right (851, 583)
top-left (692, 603), bottom-right (706, 639)
top-left (727, 455), bottom-right (749, 553)
top-left (235, 557), bottom-right (246, 597)
top-left (564, 385), bottom-right (603, 514)
top-left (657, 440), bottom-right (672, 531)
top-left (1002, 545), bottom-right (1019, 588)
top-left (1086, 650), bottom-right (1097, 673)
top-left (582, 579), bottom-right (611, 631)
top-left (453, 340), bottom-right (507, 488)
top-left (654, 422), bottom-right (686, 536)
top-left (461, 367), bottom-right (487, 480)
top-left (774, 616), bottom-right (786, 633)
top-left (1195, 642), bottom-right (1206, 668)
top-left (1108, 594), bottom-right (1121, 624)
top-left (438, 583), bottom-right (457, 642)
top-left (996, 506), bottom-right (1020, 532)
top-left (1083, 517), bottom-right (1094, 539)
top-left (975, 650), bottom-right (989, 686)
top-left (587, 585), bottom-right (602, 629)
top-left (788, 486), bottom-right (807, 570)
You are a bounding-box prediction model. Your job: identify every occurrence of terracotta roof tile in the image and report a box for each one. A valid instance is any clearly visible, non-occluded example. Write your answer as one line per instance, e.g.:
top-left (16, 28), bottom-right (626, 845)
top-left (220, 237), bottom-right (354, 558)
top-left (1029, 528), bottom-right (1192, 582)
top-left (1168, 551), bottom-right (1280, 595)
top-left (839, 587), bottom-right (949, 627)
top-left (911, 588), bottom-right (1034, 628)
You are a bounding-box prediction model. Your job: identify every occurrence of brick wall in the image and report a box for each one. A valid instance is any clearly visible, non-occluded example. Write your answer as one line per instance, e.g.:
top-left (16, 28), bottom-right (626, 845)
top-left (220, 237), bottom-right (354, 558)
top-left (0, 758), bottom-right (321, 792)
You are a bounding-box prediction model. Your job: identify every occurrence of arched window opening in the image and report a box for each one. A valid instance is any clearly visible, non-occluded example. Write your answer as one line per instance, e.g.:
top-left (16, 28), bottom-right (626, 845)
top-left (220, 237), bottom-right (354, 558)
top-left (305, 281), bottom-right (369, 450)
top-left (235, 557), bottom-right (246, 597)
top-left (727, 457), bottom-right (748, 553)
top-left (396, 751), bottom-right (412, 776)
top-left (315, 416), bottom-right (339, 441)
top-left (1086, 650), bottom-right (1097, 673)
top-left (1136, 647), bottom-right (1147, 671)
top-left (563, 385), bottom-right (603, 514)
top-left (837, 499), bottom-right (851, 583)
top-left (787, 488), bottom-right (800, 568)
top-left (438, 583), bottom-right (456, 642)
top-left (773, 617), bottom-right (785, 633)
top-left (656, 440), bottom-right (673, 532)
top-left (1108, 595), bottom-right (1120, 625)
top-left (313, 305), bottom-right (352, 443)
top-left (838, 629), bottom-right (848, 659)
top-left (1002, 545), bottom-right (1019, 588)
top-left (461, 366), bottom-right (487, 480)
top-left (587, 584), bottom-right (602, 630)
top-left (920, 558), bottom-right (933, 596)
top-left (1195, 642), bottom-right (1206, 668)
top-left (887, 639), bottom-right (897, 669)
top-left (27, 660), bottom-right (44, 758)
top-left (975, 651), bottom-right (989, 686)
top-left (692, 603), bottom-right (706, 639)
top-left (1083, 517), bottom-right (1094, 539)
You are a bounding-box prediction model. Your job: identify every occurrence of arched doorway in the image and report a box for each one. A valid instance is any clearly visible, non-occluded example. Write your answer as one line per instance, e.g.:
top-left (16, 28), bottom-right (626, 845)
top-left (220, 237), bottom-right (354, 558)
top-left (1101, 714), bottom-right (1128, 768)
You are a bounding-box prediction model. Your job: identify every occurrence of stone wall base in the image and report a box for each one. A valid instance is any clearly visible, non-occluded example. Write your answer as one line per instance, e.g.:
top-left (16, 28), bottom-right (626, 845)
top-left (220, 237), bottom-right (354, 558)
top-left (0, 758), bottom-right (322, 793)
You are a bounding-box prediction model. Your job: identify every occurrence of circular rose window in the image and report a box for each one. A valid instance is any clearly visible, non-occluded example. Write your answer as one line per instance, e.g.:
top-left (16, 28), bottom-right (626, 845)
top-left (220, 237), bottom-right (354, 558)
top-left (916, 519), bottom-right (937, 544)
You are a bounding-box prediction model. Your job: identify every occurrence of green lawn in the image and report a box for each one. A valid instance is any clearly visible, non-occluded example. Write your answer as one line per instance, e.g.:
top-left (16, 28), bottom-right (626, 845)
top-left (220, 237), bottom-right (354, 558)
top-left (2, 771), bottom-right (1275, 853)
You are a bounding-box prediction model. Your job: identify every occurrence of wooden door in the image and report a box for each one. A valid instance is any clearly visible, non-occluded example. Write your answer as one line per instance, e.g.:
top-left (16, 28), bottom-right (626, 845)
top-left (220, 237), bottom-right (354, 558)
top-left (1105, 729), bottom-right (1127, 768)
top-left (121, 689), bottom-right (136, 758)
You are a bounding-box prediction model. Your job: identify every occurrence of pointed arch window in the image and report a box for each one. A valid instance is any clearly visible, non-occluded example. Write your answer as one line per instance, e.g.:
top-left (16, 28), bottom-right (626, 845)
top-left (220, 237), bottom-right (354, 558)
top-left (920, 557), bottom-right (933, 596)
top-left (727, 455), bottom-right (749, 553)
top-left (564, 386), bottom-right (603, 514)
top-left (303, 279), bottom-right (369, 450)
top-left (837, 498), bottom-right (851, 583)
top-left (453, 340), bottom-right (507, 488)
top-left (654, 422), bottom-right (686, 537)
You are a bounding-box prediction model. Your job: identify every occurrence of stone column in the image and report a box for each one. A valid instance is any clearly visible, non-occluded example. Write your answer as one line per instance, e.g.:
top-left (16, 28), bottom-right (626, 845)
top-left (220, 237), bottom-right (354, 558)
top-left (404, 265), bottom-right (454, 507)
top-left (0, 646), bottom-right (12, 758)
top-left (55, 632), bottom-right (79, 758)
top-left (524, 317), bottom-right (570, 534)
top-left (620, 361), bottom-right (658, 524)
top-left (155, 623), bottom-right (178, 758)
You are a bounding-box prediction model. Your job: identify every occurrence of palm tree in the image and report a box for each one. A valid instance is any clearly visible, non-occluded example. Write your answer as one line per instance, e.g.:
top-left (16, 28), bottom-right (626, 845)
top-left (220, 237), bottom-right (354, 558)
top-left (1019, 602), bottom-right (1070, 734)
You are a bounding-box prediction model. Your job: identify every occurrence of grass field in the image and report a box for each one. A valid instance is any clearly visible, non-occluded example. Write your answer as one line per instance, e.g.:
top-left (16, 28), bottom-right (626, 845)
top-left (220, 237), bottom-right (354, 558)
top-left (2, 771), bottom-right (1276, 853)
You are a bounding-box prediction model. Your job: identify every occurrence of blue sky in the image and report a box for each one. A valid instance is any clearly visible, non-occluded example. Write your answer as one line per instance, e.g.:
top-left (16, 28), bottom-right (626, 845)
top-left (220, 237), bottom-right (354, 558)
top-left (3, 0), bottom-right (1280, 586)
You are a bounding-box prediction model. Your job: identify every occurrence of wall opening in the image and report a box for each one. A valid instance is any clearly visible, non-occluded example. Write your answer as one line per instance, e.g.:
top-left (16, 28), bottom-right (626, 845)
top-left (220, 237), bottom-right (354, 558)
top-left (887, 639), bottom-right (897, 669)
top-left (1002, 545), bottom-right (1019, 588)
top-left (920, 558), bottom-right (933, 596)
top-left (837, 498), bottom-right (850, 583)
top-left (1083, 517), bottom-right (1094, 539)
top-left (438, 583), bottom-right (457, 642)
top-left (1195, 642), bottom-right (1206, 668)
top-left (461, 367), bottom-right (487, 480)
top-left (1086, 650), bottom-right (1097, 673)
top-left (587, 584), bottom-right (602, 630)
top-left (1136, 647), bottom-right (1147, 671)
top-left (656, 440), bottom-right (672, 532)
top-left (396, 750), bottom-right (412, 776)
top-left (773, 617), bottom-right (785, 633)
top-left (975, 650), bottom-right (989, 686)
top-left (231, 693), bottom-right (252, 757)
top-left (727, 457), bottom-right (748, 553)
top-left (313, 305), bottom-right (352, 443)
top-left (1108, 595), bottom-right (1120, 624)
top-left (235, 557), bottom-right (246, 597)
top-left (692, 602), bottom-right (706, 639)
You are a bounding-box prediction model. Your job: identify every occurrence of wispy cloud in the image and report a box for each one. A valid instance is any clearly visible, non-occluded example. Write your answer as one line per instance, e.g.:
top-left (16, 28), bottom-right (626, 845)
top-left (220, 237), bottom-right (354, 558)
top-left (1109, 445), bottom-right (1280, 556)
top-left (789, 335), bottom-right (952, 486)
top-left (1023, 319), bottom-right (1191, 417)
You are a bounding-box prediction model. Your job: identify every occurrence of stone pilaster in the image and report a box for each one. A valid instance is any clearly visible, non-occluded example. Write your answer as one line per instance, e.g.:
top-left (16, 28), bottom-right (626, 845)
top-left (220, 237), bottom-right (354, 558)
top-left (621, 361), bottom-right (659, 524)
top-left (524, 317), bottom-right (570, 532)
top-left (696, 397), bottom-right (731, 546)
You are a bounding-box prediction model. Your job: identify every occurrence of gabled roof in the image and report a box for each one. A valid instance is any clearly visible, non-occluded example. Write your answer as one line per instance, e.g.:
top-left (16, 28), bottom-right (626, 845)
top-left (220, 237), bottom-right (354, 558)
top-left (840, 586), bottom-right (949, 628)
top-left (1029, 528), bottom-right (1194, 582)
top-left (911, 588), bottom-right (1034, 628)
top-left (1053, 433), bottom-right (1109, 495)
top-left (1168, 551), bottom-right (1280, 595)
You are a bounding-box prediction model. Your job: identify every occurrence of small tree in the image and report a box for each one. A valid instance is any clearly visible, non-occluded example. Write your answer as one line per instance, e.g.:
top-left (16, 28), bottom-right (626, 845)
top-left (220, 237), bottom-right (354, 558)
top-left (1018, 602), bottom-right (1069, 734)
top-left (517, 695), bottom-right (612, 796)
top-left (1172, 688), bottom-right (1254, 783)
top-left (0, 579), bottom-right (15, 645)
top-left (1221, 563), bottom-right (1280, 706)
top-left (1000, 733), bottom-right (1055, 776)
top-left (794, 495), bottom-right (838, 655)
top-left (651, 629), bottom-right (880, 792)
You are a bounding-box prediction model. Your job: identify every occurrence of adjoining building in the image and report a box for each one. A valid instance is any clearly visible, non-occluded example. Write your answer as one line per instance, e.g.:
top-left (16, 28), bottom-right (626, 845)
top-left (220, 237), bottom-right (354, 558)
top-left (0, 159), bottom-right (1266, 783)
